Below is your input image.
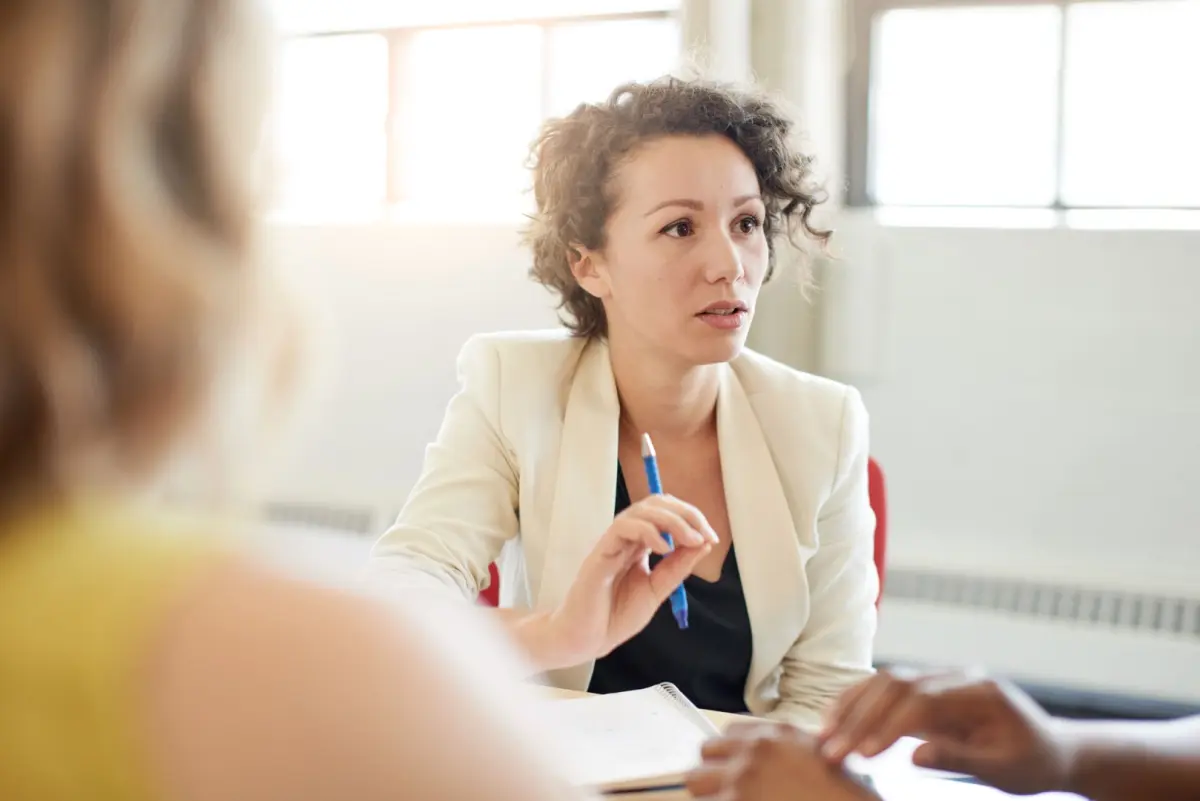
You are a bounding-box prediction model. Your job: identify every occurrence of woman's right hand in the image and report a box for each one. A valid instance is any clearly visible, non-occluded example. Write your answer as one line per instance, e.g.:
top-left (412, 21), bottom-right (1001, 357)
top-left (540, 494), bottom-right (717, 668)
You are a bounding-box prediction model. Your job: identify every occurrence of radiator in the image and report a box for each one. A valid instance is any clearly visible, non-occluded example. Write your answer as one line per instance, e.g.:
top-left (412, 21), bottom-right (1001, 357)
top-left (877, 566), bottom-right (1200, 705)
top-left (261, 500), bottom-right (384, 536)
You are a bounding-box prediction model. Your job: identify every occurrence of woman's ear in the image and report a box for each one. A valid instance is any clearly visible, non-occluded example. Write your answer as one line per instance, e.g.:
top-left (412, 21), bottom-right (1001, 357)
top-left (569, 244), bottom-right (610, 299)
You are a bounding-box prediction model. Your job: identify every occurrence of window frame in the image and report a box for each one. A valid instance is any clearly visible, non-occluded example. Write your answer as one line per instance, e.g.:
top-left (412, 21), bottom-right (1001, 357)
top-left (277, 9), bottom-right (677, 210)
top-left (845, 0), bottom-right (1197, 210)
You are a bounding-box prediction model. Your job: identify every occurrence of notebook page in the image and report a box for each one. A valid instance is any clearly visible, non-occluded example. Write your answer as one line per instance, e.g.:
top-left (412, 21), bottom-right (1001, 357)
top-left (540, 687), bottom-right (716, 790)
top-left (848, 736), bottom-right (972, 782)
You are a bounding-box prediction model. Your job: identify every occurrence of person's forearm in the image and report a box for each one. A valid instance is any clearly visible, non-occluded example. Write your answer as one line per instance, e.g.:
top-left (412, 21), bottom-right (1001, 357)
top-left (492, 608), bottom-right (582, 674)
top-left (1060, 716), bottom-right (1200, 801)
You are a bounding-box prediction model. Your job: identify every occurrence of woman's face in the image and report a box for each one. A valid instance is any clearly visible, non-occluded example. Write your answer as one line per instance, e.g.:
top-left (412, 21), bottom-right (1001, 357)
top-left (572, 134), bottom-right (769, 368)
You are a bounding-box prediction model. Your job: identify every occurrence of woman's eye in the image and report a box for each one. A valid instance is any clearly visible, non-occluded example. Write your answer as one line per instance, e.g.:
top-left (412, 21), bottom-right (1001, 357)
top-left (736, 215), bottom-right (761, 234)
top-left (661, 220), bottom-right (694, 238)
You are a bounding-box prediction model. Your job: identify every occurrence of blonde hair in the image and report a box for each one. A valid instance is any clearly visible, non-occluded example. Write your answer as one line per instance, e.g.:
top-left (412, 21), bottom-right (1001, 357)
top-left (0, 0), bottom-right (275, 519)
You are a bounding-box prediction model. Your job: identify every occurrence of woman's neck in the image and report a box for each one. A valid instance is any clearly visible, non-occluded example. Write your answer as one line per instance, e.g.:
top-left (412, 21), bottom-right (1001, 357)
top-left (609, 340), bottom-right (720, 442)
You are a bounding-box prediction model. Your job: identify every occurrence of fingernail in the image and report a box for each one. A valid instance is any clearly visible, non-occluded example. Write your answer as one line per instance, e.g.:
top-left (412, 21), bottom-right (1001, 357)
top-left (861, 738), bottom-right (880, 756)
top-left (822, 738), bottom-right (846, 760)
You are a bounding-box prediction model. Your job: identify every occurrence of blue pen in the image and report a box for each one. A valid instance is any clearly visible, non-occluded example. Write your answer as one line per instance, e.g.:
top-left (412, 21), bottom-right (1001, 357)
top-left (641, 433), bottom-right (689, 629)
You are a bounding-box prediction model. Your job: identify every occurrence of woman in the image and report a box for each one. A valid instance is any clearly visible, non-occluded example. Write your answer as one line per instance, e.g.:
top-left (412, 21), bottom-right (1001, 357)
top-left (373, 76), bottom-right (879, 728)
top-left (0, 2), bottom-right (580, 800)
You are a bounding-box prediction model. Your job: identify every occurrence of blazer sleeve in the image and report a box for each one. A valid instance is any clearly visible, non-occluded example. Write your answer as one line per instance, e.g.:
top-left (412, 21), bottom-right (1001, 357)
top-left (768, 386), bottom-right (879, 729)
top-left (370, 337), bottom-right (519, 599)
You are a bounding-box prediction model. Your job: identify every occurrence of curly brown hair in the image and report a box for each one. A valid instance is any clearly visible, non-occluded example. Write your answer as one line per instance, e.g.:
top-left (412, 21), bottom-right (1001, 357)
top-left (523, 75), bottom-right (830, 339)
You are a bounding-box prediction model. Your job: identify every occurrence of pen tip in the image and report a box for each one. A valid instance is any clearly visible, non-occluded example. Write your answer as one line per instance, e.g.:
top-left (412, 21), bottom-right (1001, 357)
top-left (674, 606), bottom-right (688, 629)
top-left (641, 432), bottom-right (655, 458)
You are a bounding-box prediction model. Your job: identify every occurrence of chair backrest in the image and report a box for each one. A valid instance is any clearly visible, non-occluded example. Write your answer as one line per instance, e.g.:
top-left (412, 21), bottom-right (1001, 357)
top-left (479, 458), bottom-right (889, 608)
top-left (867, 457), bottom-right (887, 606)
top-left (481, 563), bottom-right (501, 607)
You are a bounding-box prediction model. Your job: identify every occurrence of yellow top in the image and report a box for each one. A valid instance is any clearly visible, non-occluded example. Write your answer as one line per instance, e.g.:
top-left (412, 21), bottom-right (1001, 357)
top-left (0, 500), bottom-right (227, 801)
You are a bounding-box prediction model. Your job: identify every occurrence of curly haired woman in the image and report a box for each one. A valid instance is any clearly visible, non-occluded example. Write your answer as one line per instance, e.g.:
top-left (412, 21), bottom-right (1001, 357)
top-left (375, 76), bottom-right (879, 729)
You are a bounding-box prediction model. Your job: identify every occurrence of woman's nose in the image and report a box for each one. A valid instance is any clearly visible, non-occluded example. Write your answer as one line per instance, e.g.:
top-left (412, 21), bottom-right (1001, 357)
top-left (703, 232), bottom-right (746, 283)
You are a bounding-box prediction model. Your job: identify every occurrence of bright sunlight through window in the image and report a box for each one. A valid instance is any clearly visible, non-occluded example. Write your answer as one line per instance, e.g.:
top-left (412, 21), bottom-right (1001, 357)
top-left (1060, 1), bottom-right (1200, 208)
top-left (867, 0), bottom-right (1200, 209)
top-left (271, 34), bottom-right (389, 217)
top-left (268, 4), bottom-right (681, 219)
top-left (871, 5), bottom-right (1062, 207)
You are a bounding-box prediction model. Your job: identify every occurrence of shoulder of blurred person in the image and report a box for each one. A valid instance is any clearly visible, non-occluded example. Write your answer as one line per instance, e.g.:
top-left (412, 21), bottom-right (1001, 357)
top-left (0, 501), bottom-right (582, 801)
top-left (151, 514), bottom-right (581, 801)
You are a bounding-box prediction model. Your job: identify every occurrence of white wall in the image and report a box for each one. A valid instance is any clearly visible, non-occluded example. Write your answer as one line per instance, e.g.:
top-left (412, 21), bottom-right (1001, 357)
top-left (823, 216), bottom-right (1200, 597)
top-left (263, 223), bottom-right (559, 513)
top-left (815, 215), bottom-right (1200, 703)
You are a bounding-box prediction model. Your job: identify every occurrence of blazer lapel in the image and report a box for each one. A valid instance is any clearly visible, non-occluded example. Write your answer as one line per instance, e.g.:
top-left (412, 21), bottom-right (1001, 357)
top-left (717, 365), bottom-right (809, 697)
top-left (539, 338), bottom-right (621, 690)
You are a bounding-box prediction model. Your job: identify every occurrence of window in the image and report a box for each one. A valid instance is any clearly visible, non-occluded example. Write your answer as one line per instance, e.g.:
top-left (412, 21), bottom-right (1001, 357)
top-left (849, 0), bottom-right (1200, 209)
top-left (271, 34), bottom-right (389, 217)
top-left (545, 18), bottom-right (681, 117)
top-left (1060, 1), bottom-right (1200, 208)
top-left (268, 4), bottom-right (681, 218)
top-left (394, 25), bottom-right (544, 209)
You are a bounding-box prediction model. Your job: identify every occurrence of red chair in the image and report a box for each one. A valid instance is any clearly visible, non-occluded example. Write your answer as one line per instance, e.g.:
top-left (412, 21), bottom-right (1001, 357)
top-left (479, 459), bottom-right (888, 608)
top-left (867, 457), bottom-right (887, 606)
top-left (481, 563), bottom-right (501, 607)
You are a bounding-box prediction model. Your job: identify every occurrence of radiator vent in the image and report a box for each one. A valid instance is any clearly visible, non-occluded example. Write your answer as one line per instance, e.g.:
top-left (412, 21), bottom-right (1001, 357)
top-left (262, 502), bottom-right (377, 536)
top-left (884, 568), bottom-right (1200, 640)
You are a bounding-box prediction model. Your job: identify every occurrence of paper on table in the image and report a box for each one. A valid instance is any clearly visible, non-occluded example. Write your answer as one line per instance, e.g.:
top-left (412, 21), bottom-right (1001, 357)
top-left (870, 772), bottom-right (1086, 801)
top-left (852, 739), bottom-right (1087, 801)
top-left (847, 736), bottom-right (972, 782)
top-left (539, 686), bottom-right (718, 792)
top-left (869, 773), bottom-right (1018, 801)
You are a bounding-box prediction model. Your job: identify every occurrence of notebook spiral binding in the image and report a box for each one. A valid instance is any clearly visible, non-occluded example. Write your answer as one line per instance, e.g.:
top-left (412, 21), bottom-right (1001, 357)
top-left (657, 683), bottom-right (685, 704)
top-left (653, 683), bottom-right (720, 735)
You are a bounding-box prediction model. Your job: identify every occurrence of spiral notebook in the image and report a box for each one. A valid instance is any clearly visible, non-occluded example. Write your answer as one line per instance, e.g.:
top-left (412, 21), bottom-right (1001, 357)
top-left (542, 684), bottom-right (720, 794)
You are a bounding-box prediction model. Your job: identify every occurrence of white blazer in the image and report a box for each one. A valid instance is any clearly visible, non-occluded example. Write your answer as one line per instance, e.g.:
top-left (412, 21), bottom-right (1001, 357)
top-left (373, 329), bottom-right (878, 729)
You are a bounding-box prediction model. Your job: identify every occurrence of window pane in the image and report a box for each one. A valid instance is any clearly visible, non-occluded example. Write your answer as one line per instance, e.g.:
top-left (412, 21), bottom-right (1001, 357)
top-left (546, 18), bottom-right (680, 117)
top-left (271, 35), bottom-right (388, 216)
top-left (1061, 0), bottom-right (1200, 208)
top-left (395, 26), bottom-right (543, 209)
top-left (273, 0), bottom-right (680, 34)
top-left (870, 6), bottom-right (1061, 206)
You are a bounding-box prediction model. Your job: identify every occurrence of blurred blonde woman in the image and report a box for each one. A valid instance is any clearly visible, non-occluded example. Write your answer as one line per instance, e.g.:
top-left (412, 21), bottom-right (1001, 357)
top-left (0, 2), bottom-right (580, 800)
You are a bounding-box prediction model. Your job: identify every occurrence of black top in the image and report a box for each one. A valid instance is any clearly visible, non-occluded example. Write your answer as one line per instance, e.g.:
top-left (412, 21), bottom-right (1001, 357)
top-left (587, 465), bottom-right (753, 714)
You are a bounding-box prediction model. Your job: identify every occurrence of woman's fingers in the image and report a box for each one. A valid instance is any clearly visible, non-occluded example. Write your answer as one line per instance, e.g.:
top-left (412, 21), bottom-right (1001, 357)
top-left (585, 494), bottom-right (719, 594)
top-left (590, 517), bottom-right (667, 561)
top-left (683, 764), bottom-right (729, 798)
top-left (820, 676), bottom-right (877, 742)
top-left (820, 674), bottom-right (910, 762)
top-left (700, 736), bottom-right (743, 761)
top-left (614, 496), bottom-right (716, 551)
top-left (649, 494), bottom-right (720, 545)
top-left (647, 542), bottom-right (711, 598)
top-left (628, 517), bottom-right (675, 555)
top-left (854, 694), bottom-right (927, 757)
